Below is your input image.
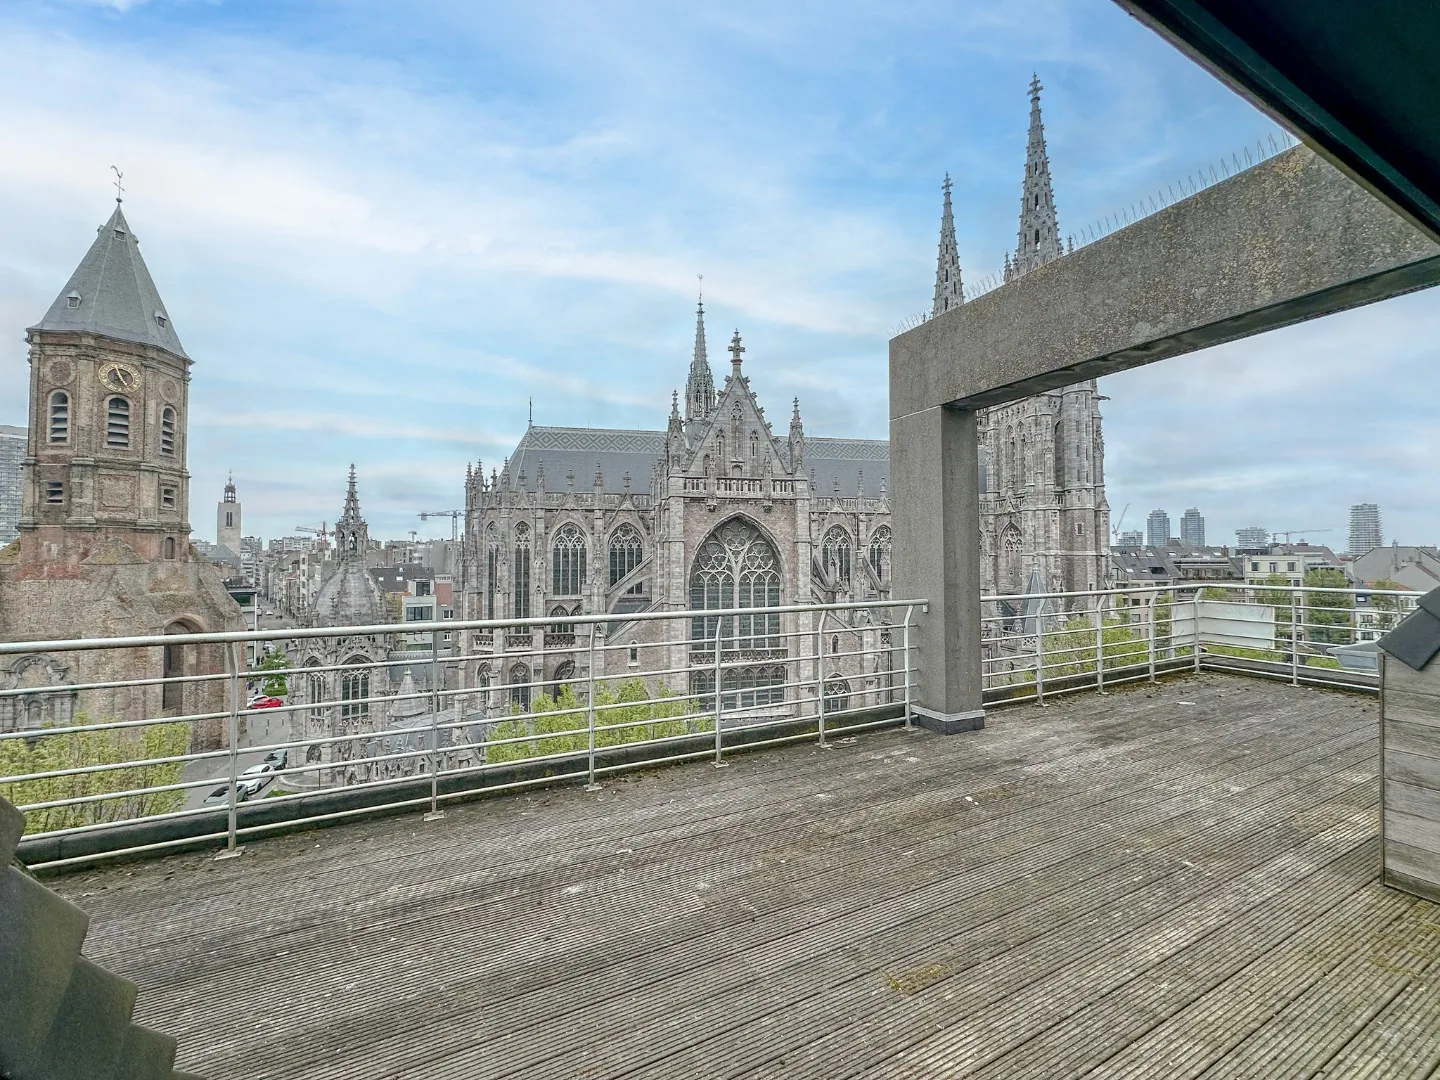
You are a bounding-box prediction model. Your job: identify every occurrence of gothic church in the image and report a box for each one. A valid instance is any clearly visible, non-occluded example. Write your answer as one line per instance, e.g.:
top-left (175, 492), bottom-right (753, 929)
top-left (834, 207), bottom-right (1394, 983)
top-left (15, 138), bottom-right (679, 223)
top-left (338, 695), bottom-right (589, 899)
top-left (456, 80), bottom-right (1109, 708)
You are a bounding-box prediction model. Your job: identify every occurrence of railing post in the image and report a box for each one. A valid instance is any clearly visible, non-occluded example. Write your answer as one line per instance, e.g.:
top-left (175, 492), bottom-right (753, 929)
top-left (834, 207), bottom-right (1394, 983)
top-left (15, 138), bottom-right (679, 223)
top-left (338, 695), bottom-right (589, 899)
top-left (215, 640), bottom-right (244, 861)
top-left (1147, 591), bottom-right (1157, 682)
top-left (713, 618), bottom-right (726, 768)
top-left (585, 626), bottom-right (600, 791)
top-left (424, 629), bottom-right (444, 821)
top-left (902, 605), bottom-right (914, 728)
top-left (1035, 607), bottom-right (1046, 705)
top-left (816, 615), bottom-right (828, 748)
top-left (1192, 596), bottom-right (1202, 673)
top-left (1291, 588), bottom-right (1303, 686)
top-left (1095, 597), bottom-right (1107, 695)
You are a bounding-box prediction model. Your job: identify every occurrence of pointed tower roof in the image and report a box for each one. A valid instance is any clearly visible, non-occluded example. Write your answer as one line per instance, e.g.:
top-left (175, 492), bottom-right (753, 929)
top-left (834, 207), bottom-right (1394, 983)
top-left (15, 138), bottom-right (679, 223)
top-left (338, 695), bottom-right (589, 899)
top-left (31, 202), bottom-right (188, 358)
top-left (1010, 74), bottom-right (1062, 280)
top-left (684, 292), bottom-right (716, 421)
top-left (340, 464), bottom-right (363, 527)
top-left (932, 173), bottom-right (964, 316)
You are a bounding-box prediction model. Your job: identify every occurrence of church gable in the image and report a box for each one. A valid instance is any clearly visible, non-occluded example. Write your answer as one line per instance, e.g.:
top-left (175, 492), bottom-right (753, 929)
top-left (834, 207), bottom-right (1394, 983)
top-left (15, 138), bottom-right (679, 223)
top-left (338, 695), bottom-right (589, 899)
top-left (681, 331), bottom-right (791, 479)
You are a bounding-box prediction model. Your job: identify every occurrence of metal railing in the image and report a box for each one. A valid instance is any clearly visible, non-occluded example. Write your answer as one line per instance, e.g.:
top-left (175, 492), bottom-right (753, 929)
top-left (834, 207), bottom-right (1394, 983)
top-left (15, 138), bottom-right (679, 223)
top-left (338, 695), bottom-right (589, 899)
top-left (979, 580), bottom-right (1412, 703)
top-left (0, 598), bottom-right (920, 870)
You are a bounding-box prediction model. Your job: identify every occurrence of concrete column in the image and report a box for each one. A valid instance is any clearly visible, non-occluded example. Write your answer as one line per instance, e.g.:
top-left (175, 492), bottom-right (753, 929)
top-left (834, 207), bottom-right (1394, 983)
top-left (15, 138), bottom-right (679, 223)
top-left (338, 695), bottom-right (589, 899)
top-left (890, 403), bottom-right (985, 733)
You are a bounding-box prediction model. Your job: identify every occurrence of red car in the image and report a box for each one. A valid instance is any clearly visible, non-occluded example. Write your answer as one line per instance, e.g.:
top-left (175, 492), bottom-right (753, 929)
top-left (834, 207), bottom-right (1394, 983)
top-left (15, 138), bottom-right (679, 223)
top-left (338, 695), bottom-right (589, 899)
top-left (248, 696), bottom-right (284, 710)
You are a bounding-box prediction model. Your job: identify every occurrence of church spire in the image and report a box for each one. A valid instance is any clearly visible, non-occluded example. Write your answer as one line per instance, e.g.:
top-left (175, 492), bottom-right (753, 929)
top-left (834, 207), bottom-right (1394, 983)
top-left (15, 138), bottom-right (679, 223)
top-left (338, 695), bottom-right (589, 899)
top-left (1008, 73), bottom-right (1061, 281)
top-left (684, 289), bottom-right (716, 422)
top-left (336, 465), bottom-right (368, 558)
top-left (932, 173), bottom-right (963, 316)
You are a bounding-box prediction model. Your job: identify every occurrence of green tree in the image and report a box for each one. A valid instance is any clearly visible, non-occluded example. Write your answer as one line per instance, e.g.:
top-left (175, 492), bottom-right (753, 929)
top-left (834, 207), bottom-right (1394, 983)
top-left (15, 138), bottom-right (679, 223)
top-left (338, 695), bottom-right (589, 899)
top-left (1303, 567), bottom-right (1355, 646)
top-left (1199, 586), bottom-right (1232, 601)
top-left (1369, 579), bottom-right (1405, 633)
top-left (0, 717), bottom-right (189, 834)
top-left (1041, 616), bottom-right (1148, 679)
top-left (484, 680), bottom-right (706, 764)
top-left (1252, 573), bottom-right (1296, 646)
top-left (257, 650), bottom-right (290, 696)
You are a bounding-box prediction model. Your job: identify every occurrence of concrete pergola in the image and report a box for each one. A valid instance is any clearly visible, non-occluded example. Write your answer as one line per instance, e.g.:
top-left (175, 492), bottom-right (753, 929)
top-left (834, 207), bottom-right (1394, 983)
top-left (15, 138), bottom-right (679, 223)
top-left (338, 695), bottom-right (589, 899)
top-left (890, 146), bottom-right (1440, 729)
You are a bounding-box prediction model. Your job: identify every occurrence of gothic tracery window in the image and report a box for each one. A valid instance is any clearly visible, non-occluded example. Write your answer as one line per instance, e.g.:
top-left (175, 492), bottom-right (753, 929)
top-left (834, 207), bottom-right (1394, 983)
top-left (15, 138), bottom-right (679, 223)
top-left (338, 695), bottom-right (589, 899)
top-left (822, 526), bottom-right (851, 585)
top-left (485, 522), bottom-right (500, 620)
top-left (689, 517), bottom-right (781, 652)
top-left (823, 676), bottom-right (851, 714)
top-left (509, 663), bottom-right (531, 711)
top-left (340, 658), bottom-right (370, 728)
top-left (551, 522), bottom-right (586, 595)
top-left (548, 604), bottom-right (574, 644)
top-left (609, 523), bottom-right (643, 593)
top-left (513, 523), bottom-right (531, 619)
top-left (868, 526), bottom-right (892, 583)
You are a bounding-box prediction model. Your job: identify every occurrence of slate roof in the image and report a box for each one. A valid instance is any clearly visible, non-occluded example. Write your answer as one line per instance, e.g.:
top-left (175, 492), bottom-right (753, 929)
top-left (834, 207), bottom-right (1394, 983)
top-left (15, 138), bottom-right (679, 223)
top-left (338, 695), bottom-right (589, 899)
top-left (1378, 585), bottom-right (1440, 671)
top-left (503, 426), bottom-right (891, 499)
top-left (30, 203), bottom-right (188, 359)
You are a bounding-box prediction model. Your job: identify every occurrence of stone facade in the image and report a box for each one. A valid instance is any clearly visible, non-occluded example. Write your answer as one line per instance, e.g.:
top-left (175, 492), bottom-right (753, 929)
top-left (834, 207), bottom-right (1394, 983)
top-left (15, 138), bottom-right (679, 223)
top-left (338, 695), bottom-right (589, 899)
top-left (0, 201), bottom-right (244, 745)
top-left (457, 314), bottom-right (898, 719)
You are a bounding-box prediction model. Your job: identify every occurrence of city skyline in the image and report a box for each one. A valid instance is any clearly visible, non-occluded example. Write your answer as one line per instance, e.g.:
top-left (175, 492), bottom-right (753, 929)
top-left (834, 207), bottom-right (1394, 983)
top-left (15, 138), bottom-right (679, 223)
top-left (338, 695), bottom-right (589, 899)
top-left (0, 0), bottom-right (1435, 547)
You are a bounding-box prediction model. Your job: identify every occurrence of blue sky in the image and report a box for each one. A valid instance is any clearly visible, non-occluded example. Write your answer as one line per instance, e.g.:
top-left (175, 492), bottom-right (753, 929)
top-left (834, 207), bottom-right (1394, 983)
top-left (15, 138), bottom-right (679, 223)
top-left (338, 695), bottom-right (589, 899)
top-left (0, 0), bottom-right (1434, 550)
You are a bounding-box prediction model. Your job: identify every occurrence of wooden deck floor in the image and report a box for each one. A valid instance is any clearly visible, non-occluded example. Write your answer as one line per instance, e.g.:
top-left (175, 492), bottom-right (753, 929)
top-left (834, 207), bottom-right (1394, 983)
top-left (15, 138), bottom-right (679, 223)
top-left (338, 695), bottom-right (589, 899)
top-left (55, 674), bottom-right (1440, 1079)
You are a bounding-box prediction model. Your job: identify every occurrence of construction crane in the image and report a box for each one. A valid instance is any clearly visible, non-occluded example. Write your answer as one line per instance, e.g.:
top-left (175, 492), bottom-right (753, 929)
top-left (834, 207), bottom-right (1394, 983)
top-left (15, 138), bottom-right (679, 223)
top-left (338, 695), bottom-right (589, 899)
top-left (294, 522), bottom-right (329, 551)
top-left (1271, 528), bottom-right (1333, 544)
top-left (1110, 503), bottom-right (1131, 542)
top-left (418, 509), bottom-right (464, 543)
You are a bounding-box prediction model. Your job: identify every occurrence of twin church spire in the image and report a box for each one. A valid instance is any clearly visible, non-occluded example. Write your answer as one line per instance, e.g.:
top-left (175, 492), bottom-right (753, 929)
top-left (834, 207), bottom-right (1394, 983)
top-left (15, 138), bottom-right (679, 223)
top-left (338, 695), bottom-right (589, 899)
top-left (934, 74), bottom-right (1062, 308)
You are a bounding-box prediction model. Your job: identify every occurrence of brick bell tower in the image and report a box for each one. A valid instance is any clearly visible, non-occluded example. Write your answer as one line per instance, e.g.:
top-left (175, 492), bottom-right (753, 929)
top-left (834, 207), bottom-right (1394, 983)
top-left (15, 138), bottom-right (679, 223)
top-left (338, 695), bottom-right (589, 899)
top-left (19, 199), bottom-right (195, 572)
top-left (0, 195), bottom-right (242, 741)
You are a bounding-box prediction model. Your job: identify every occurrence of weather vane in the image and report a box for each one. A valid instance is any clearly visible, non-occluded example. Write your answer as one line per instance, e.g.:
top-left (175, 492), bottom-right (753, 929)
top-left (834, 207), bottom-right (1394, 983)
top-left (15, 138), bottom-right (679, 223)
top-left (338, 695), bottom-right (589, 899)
top-left (110, 165), bottom-right (124, 203)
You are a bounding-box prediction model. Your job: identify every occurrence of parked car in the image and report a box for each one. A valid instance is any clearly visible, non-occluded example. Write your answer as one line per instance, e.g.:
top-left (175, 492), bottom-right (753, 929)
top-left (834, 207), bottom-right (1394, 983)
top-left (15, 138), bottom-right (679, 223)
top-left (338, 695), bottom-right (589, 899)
top-left (248, 695), bottom-right (284, 709)
top-left (203, 785), bottom-right (249, 805)
top-left (238, 762), bottom-right (276, 795)
top-left (262, 748), bottom-right (289, 771)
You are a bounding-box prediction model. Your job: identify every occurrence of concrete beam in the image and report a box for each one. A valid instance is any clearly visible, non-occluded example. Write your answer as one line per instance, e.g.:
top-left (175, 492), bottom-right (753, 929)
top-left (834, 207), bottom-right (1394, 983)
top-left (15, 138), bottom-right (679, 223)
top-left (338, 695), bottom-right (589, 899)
top-left (892, 146), bottom-right (1440, 415)
top-left (889, 145), bottom-right (1440, 723)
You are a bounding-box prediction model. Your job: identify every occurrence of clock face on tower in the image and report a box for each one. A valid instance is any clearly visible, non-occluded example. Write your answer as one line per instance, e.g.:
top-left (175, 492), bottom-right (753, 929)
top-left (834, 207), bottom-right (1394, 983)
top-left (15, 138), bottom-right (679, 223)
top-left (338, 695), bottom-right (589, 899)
top-left (98, 362), bottom-right (141, 394)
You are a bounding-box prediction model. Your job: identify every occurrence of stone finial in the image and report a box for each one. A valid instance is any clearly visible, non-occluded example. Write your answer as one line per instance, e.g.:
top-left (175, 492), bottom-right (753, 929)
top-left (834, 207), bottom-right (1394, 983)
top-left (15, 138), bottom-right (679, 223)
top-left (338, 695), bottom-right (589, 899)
top-left (933, 171), bottom-right (964, 316)
top-left (728, 330), bottom-right (745, 373)
top-left (594, 461), bottom-right (604, 488)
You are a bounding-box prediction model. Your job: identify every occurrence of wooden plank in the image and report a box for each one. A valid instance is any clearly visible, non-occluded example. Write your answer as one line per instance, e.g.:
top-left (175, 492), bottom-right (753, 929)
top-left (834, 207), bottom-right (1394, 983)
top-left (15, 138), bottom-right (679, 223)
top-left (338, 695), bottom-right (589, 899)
top-left (1387, 810), bottom-right (1440, 854)
top-left (1384, 687), bottom-right (1440, 727)
top-left (1385, 749), bottom-right (1440, 791)
top-left (1385, 778), bottom-right (1440, 820)
top-left (46, 675), bottom-right (1440, 1080)
top-left (1384, 719), bottom-right (1440, 760)
top-left (1385, 662), bottom-right (1440, 700)
top-left (1386, 838), bottom-right (1440, 886)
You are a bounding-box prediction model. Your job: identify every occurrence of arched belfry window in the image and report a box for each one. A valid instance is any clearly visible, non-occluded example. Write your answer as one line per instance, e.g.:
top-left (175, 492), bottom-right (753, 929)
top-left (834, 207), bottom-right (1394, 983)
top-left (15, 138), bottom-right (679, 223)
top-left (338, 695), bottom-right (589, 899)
top-left (551, 523), bottom-right (586, 595)
top-left (868, 526), bottom-right (892, 583)
top-left (822, 526), bottom-right (851, 585)
top-left (106, 396), bottom-right (130, 449)
top-left (609, 523), bottom-right (643, 593)
top-left (160, 407), bottom-right (177, 455)
top-left (48, 391), bottom-right (69, 444)
top-left (513, 523), bottom-right (532, 619)
top-left (689, 518), bottom-right (781, 652)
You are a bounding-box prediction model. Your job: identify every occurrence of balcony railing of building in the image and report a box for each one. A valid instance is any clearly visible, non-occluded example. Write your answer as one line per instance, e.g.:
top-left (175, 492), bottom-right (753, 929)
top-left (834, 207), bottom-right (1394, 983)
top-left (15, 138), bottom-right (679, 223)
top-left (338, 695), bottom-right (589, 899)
top-left (0, 581), bottom-right (1406, 873)
top-left (0, 598), bottom-right (920, 872)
